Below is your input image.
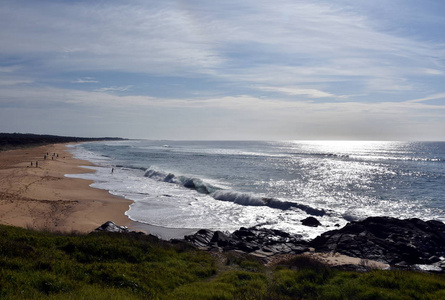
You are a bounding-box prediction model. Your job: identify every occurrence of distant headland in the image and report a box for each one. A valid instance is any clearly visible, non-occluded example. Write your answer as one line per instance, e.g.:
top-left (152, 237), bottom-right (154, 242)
top-left (0, 132), bottom-right (125, 151)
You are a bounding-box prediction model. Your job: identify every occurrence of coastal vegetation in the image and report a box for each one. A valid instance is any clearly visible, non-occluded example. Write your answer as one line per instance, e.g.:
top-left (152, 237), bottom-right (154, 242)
top-left (1, 224), bottom-right (445, 299)
top-left (0, 133), bottom-right (124, 151)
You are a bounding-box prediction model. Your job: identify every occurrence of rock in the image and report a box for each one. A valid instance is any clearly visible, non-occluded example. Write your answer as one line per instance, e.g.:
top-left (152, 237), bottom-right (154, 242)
top-left (310, 217), bottom-right (445, 268)
top-left (301, 217), bottom-right (322, 227)
top-left (184, 226), bottom-right (309, 259)
top-left (211, 231), bottom-right (233, 247)
top-left (95, 221), bottom-right (130, 233)
top-left (237, 241), bottom-right (260, 252)
top-left (184, 229), bottom-right (214, 248)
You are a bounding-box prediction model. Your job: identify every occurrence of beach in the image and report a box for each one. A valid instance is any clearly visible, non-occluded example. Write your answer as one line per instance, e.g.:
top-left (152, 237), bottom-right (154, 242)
top-left (0, 143), bottom-right (132, 233)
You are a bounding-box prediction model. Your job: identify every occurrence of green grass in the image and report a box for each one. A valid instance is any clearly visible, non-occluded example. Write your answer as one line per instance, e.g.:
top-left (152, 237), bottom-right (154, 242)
top-left (1, 224), bottom-right (445, 299)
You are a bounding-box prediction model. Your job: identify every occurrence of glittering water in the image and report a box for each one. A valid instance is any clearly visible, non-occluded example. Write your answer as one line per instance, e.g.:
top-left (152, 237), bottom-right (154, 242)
top-left (67, 140), bottom-right (445, 239)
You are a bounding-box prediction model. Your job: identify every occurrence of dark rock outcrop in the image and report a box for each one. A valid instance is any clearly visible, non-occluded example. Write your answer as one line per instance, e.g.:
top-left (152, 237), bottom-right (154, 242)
top-left (185, 226), bottom-right (309, 259)
top-left (95, 217), bottom-right (445, 272)
top-left (310, 217), bottom-right (445, 267)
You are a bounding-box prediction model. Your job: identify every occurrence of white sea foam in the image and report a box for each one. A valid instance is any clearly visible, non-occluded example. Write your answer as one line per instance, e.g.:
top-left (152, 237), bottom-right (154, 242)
top-left (65, 164), bottom-right (337, 239)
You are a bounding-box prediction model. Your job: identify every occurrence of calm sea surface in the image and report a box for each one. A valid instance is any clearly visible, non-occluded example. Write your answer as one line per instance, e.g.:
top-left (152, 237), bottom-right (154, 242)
top-left (68, 140), bottom-right (445, 239)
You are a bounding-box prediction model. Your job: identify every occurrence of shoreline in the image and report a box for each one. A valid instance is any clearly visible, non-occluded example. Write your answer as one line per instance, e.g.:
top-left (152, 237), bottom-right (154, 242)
top-left (128, 220), bottom-right (198, 240)
top-left (0, 143), bottom-right (195, 239)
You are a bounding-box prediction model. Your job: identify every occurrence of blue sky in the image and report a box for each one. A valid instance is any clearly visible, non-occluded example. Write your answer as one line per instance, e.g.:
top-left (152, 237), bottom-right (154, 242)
top-left (0, 0), bottom-right (444, 140)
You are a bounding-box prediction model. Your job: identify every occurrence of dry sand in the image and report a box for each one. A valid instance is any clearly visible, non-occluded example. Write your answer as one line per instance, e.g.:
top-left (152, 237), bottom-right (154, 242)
top-left (0, 143), bottom-right (132, 232)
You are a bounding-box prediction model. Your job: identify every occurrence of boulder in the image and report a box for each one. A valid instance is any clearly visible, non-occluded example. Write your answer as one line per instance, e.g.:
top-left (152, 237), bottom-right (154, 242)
top-left (301, 217), bottom-right (322, 227)
top-left (94, 221), bottom-right (130, 233)
top-left (184, 229), bottom-right (214, 248)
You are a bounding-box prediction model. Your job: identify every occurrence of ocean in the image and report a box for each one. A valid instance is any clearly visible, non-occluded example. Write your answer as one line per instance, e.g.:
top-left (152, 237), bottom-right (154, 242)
top-left (67, 140), bottom-right (445, 239)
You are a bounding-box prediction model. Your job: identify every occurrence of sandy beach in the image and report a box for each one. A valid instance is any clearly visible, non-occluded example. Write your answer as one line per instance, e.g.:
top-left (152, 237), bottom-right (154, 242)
top-left (0, 143), bottom-right (132, 233)
top-left (0, 142), bottom-right (198, 239)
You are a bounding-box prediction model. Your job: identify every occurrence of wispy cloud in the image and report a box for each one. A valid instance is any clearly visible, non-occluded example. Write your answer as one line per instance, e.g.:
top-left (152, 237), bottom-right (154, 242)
top-left (71, 78), bottom-right (99, 84)
top-left (257, 86), bottom-right (338, 98)
top-left (407, 93), bottom-right (445, 103)
top-left (0, 78), bottom-right (33, 86)
top-left (95, 86), bottom-right (133, 92)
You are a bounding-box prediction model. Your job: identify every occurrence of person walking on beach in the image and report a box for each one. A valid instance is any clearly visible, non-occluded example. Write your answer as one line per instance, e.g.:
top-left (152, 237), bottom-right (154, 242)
top-left (36, 161), bottom-right (38, 168)
top-left (111, 168), bottom-right (114, 174)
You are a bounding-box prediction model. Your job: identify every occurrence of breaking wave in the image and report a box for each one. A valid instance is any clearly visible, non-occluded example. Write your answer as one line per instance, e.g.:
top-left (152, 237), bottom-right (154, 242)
top-left (212, 191), bottom-right (326, 216)
top-left (144, 168), bottom-right (219, 194)
top-left (144, 168), bottom-right (326, 216)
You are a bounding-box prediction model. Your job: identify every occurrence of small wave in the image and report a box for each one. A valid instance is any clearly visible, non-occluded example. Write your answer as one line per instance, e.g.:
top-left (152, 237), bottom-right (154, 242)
top-left (350, 155), bottom-right (443, 163)
top-left (144, 168), bottom-right (220, 194)
top-left (403, 157), bottom-right (443, 162)
top-left (211, 190), bottom-right (326, 216)
top-left (290, 152), bottom-right (350, 159)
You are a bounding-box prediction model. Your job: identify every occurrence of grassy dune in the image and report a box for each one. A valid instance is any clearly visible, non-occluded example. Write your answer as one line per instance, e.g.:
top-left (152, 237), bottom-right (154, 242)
top-left (1, 225), bottom-right (445, 299)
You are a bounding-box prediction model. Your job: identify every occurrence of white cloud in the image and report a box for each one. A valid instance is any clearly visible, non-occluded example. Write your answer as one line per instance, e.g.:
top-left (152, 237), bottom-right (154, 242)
top-left (257, 86), bottom-right (337, 98)
top-left (407, 93), bottom-right (445, 103)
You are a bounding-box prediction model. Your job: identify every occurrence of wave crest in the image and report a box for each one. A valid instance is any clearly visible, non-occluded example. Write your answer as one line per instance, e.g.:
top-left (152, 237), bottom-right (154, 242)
top-left (144, 168), bottom-right (218, 194)
top-left (211, 190), bottom-right (326, 216)
top-left (144, 168), bottom-right (326, 216)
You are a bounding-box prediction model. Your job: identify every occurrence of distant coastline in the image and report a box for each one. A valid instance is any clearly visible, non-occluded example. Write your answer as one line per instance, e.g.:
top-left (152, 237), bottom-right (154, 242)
top-left (0, 132), bottom-right (125, 151)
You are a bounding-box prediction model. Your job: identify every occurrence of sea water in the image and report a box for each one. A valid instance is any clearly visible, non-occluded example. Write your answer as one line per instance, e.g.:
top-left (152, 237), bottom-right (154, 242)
top-left (66, 140), bottom-right (445, 239)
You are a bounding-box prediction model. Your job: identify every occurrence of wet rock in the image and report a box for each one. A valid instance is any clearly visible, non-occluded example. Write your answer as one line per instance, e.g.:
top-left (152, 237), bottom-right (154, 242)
top-left (184, 229), bottom-right (214, 248)
top-left (301, 217), bottom-right (322, 227)
top-left (310, 217), bottom-right (445, 269)
top-left (211, 231), bottom-right (233, 247)
top-left (184, 226), bottom-right (309, 259)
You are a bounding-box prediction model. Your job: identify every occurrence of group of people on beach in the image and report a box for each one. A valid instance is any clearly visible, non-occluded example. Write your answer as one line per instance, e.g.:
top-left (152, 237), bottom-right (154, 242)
top-left (30, 152), bottom-right (60, 168)
top-left (43, 152), bottom-right (59, 160)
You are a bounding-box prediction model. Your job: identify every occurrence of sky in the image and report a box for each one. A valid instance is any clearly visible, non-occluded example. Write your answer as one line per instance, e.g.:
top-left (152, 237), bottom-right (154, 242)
top-left (1, 0), bottom-right (445, 140)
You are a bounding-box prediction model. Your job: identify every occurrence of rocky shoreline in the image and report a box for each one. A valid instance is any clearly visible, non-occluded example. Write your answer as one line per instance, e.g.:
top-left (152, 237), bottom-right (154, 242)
top-left (96, 216), bottom-right (445, 273)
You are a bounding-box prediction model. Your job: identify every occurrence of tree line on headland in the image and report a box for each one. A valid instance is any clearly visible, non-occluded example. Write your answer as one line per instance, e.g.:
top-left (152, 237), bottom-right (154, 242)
top-left (0, 133), bottom-right (125, 151)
